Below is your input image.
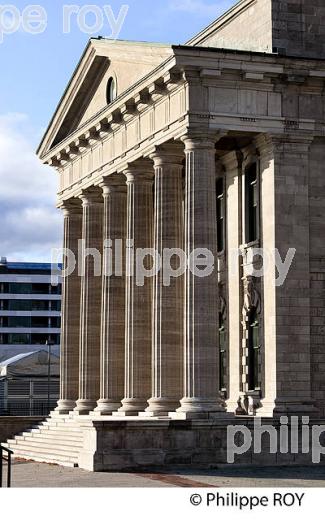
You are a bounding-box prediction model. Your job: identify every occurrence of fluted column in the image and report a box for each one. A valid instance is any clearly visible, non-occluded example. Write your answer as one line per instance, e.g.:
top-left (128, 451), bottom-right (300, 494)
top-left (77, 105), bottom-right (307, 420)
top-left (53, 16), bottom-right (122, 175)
top-left (55, 199), bottom-right (82, 415)
top-left (74, 190), bottom-right (103, 414)
top-left (115, 161), bottom-right (154, 415)
top-left (143, 145), bottom-right (184, 416)
top-left (94, 175), bottom-right (127, 415)
top-left (172, 133), bottom-right (226, 419)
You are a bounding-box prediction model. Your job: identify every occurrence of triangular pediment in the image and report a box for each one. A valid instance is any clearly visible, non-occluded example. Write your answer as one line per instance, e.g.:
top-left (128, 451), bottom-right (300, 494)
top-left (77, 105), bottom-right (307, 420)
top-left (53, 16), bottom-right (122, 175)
top-left (38, 39), bottom-right (173, 158)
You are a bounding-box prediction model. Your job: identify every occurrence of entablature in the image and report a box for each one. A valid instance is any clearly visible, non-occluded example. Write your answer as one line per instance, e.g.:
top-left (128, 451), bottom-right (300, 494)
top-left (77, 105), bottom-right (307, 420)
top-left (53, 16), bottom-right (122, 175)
top-left (41, 46), bottom-right (325, 202)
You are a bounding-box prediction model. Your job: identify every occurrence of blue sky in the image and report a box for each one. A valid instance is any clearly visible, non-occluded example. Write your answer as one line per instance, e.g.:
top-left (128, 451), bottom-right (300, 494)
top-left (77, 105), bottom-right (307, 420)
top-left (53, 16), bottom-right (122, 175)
top-left (0, 0), bottom-right (235, 261)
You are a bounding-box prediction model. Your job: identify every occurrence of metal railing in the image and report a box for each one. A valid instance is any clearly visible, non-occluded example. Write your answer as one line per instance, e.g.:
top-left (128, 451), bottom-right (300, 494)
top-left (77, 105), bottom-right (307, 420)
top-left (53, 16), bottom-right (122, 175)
top-left (0, 401), bottom-right (57, 417)
top-left (0, 445), bottom-right (13, 488)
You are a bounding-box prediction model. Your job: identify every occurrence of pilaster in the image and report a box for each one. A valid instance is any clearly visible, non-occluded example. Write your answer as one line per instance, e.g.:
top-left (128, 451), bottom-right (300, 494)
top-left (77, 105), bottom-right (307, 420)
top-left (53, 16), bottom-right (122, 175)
top-left (221, 151), bottom-right (243, 414)
top-left (256, 132), bottom-right (318, 417)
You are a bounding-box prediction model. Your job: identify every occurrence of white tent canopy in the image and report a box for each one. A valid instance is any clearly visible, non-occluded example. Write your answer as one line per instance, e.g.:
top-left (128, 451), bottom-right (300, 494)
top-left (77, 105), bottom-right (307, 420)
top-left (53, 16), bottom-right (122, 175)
top-left (0, 350), bottom-right (60, 378)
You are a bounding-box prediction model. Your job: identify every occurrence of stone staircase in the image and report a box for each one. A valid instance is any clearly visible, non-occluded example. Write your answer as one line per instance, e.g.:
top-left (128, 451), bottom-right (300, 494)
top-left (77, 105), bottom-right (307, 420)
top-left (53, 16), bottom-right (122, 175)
top-left (3, 415), bottom-right (84, 468)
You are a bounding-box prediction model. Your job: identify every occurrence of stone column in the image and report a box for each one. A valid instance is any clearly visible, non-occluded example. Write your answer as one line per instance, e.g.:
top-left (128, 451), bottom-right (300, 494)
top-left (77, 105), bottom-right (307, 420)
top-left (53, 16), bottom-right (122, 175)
top-left (94, 176), bottom-right (127, 415)
top-left (116, 161), bottom-right (154, 415)
top-left (55, 199), bottom-right (82, 415)
top-left (171, 133), bottom-right (226, 419)
top-left (74, 190), bottom-right (103, 415)
top-left (143, 145), bottom-right (184, 416)
top-left (256, 133), bottom-right (317, 417)
top-left (221, 152), bottom-right (243, 413)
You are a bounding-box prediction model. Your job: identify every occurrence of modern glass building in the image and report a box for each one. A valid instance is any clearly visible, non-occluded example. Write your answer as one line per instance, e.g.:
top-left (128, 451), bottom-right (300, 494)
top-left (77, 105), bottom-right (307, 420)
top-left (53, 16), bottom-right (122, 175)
top-left (0, 257), bottom-right (61, 362)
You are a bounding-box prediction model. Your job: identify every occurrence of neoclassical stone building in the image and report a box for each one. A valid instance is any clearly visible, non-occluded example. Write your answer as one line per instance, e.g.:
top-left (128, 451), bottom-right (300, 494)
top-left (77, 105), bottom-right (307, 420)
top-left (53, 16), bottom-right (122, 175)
top-left (6, 0), bottom-right (325, 470)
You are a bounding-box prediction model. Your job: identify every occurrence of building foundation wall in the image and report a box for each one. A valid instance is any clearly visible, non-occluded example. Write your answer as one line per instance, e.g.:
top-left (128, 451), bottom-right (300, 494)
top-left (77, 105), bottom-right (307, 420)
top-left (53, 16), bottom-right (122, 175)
top-left (77, 418), bottom-right (325, 472)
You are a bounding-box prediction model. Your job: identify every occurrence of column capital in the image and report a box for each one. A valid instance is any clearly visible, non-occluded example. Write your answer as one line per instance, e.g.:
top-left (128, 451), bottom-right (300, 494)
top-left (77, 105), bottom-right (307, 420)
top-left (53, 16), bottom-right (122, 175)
top-left (255, 132), bottom-right (314, 157)
top-left (123, 159), bottom-right (154, 184)
top-left (59, 198), bottom-right (82, 217)
top-left (99, 174), bottom-right (127, 196)
top-left (78, 188), bottom-right (103, 206)
top-left (220, 150), bottom-right (244, 171)
top-left (149, 142), bottom-right (184, 167)
top-left (181, 129), bottom-right (227, 151)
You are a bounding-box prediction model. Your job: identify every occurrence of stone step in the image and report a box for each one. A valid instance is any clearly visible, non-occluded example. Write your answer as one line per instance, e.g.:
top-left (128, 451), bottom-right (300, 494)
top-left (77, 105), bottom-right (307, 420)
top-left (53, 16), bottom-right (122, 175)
top-left (38, 425), bottom-right (83, 434)
top-left (41, 420), bottom-right (74, 428)
top-left (18, 432), bottom-right (83, 443)
top-left (8, 448), bottom-right (78, 468)
top-left (42, 417), bottom-right (72, 423)
top-left (4, 416), bottom-right (86, 468)
top-left (46, 418), bottom-right (74, 424)
top-left (49, 413), bottom-right (71, 419)
top-left (8, 445), bottom-right (80, 464)
top-left (15, 433), bottom-right (84, 446)
top-left (10, 437), bottom-right (81, 453)
top-left (42, 418), bottom-right (81, 425)
top-left (41, 422), bottom-right (84, 430)
top-left (6, 440), bottom-right (17, 446)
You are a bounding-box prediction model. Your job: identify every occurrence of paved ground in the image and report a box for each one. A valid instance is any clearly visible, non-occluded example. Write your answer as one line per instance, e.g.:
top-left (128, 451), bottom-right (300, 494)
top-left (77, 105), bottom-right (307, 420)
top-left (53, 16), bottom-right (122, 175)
top-left (3, 461), bottom-right (325, 487)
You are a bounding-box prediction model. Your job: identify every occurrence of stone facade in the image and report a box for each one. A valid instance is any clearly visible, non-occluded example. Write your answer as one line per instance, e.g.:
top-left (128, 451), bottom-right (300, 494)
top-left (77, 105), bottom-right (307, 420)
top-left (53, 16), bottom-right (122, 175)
top-left (188, 0), bottom-right (273, 53)
top-left (6, 0), bottom-right (325, 470)
top-left (189, 0), bottom-right (325, 59)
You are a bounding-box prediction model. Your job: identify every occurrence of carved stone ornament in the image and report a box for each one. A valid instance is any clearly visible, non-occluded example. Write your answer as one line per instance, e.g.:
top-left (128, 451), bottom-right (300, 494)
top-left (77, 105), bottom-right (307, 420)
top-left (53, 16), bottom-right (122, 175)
top-left (242, 276), bottom-right (261, 316)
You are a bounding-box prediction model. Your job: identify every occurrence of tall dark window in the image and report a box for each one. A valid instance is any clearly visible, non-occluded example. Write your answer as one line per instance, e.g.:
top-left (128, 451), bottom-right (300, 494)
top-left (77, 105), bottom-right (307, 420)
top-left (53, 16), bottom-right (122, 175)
top-left (219, 312), bottom-right (227, 392)
top-left (245, 163), bottom-right (259, 244)
top-left (247, 308), bottom-right (261, 391)
top-left (216, 177), bottom-right (225, 253)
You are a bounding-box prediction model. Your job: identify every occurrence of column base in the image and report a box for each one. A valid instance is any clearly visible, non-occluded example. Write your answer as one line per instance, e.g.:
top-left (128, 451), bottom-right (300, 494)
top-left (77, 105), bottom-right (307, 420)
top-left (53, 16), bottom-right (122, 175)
top-left (54, 400), bottom-right (77, 415)
top-left (74, 399), bottom-right (97, 415)
top-left (91, 400), bottom-right (121, 416)
top-left (256, 398), bottom-right (320, 418)
top-left (139, 411), bottom-right (170, 417)
top-left (170, 397), bottom-right (228, 420)
top-left (169, 411), bottom-right (230, 420)
top-left (226, 398), bottom-right (246, 415)
top-left (140, 398), bottom-right (180, 417)
top-left (114, 398), bottom-right (148, 416)
top-left (236, 392), bottom-right (262, 416)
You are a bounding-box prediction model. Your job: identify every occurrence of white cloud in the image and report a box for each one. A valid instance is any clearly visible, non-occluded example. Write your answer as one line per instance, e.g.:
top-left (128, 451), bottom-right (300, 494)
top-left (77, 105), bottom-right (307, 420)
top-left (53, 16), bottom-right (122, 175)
top-left (168, 0), bottom-right (231, 17)
top-left (0, 113), bottom-right (62, 262)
